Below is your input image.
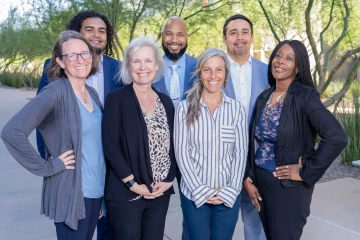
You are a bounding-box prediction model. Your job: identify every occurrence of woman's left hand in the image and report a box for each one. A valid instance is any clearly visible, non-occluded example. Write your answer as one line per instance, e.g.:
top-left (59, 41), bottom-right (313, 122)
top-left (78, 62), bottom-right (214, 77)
top-left (273, 157), bottom-right (303, 181)
top-left (144, 182), bottom-right (173, 199)
top-left (206, 195), bottom-right (224, 205)
top-left (99, 209), bottom-right (103, 219)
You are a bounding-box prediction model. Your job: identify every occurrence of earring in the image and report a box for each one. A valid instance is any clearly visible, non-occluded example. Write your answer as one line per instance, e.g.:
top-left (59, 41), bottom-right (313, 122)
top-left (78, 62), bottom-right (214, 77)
top-left (223, 80), bottom-right (227, 87)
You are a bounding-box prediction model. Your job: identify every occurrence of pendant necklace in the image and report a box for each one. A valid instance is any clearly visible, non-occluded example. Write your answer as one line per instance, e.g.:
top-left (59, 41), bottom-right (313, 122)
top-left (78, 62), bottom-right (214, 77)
top-left (72, 84), bottom-right (88, 104)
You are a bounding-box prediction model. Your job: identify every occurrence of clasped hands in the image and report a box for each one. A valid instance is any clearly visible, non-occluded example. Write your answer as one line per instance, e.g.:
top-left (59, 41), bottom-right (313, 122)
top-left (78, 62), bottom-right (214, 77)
top-left (206, 188), bottom-right (224, 205)
top-left (130, 182), bottom-right (173, 199)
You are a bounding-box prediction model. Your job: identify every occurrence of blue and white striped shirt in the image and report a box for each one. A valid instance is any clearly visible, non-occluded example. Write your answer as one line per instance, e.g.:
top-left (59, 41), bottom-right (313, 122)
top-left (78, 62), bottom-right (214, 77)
top-left (174, 92), bottom-right (248, 208)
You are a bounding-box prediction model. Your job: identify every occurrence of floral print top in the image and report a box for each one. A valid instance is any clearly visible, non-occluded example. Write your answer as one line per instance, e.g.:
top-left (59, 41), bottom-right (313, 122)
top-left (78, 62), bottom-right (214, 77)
top-left (255, 92), bottom-right (285, 172)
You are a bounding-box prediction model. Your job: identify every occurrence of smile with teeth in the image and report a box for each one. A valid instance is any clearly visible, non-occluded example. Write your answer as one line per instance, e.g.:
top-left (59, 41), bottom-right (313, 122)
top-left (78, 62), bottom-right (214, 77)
top-left (208, 80), bottom-right (219, 85)
top-left (138, 73), bottom-right (149, 77)
top-left (168, 44), bottom-right (181, 50)
top-left (274, 67), bottom-right (285, 72)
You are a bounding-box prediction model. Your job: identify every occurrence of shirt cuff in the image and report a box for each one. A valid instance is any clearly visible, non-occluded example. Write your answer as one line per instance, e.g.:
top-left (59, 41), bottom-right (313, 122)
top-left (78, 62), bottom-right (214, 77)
top-left (218, 186), bottom-right (240, 208)
top-left (192, 185), bottom-right (218, 208)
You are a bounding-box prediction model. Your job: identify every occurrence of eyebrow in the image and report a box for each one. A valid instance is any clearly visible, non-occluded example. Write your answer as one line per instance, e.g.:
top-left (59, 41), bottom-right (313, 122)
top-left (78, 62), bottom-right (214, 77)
top-left (84, 26), bottom-right (106, 30)
top-left (229, 28), bottom-right (250, 31)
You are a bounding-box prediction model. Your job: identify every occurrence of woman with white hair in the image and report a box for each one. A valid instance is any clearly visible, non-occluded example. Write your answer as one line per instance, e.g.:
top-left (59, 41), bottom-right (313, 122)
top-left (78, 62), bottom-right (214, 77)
top-left (174, 48), bottom-right (248, 240)
top-left (102, 37), bottom-right (176, 240)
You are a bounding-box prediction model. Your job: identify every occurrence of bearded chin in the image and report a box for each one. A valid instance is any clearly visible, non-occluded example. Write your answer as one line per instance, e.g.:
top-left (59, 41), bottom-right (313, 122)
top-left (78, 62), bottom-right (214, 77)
top-left (94, 48), bottom-right (103, 55)
top-left (162, 43), bottom-right (187, 61)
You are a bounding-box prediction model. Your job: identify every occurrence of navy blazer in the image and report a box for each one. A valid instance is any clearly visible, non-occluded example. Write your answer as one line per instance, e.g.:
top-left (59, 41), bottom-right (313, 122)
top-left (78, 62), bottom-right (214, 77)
top-left (36, 55), bottom-right (122, 158)
top-left (223, 57), bottom-right (269, 124)
top-left (152, 54), bottom-right (197, 100)
top-left (247, 82), bottom-right (347, 187)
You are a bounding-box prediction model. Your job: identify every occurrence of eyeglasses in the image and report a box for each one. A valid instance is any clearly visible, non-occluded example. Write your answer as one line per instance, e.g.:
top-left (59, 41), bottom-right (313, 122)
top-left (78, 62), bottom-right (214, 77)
top-left (61, 51), bottom-right (92, 62)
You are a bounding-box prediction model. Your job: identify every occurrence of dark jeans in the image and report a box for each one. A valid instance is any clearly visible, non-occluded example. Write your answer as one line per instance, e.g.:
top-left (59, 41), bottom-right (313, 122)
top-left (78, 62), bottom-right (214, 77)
top-left (97, 215), bottom-right (113, 240)
top-left (106, 195), bottom-right (170, 240)
top-left (180, 192), bottom-right (241, 240)
top-left (54, 197), bottom-right (102, 240)
top-left (255, 166), bottom-right (314, 240)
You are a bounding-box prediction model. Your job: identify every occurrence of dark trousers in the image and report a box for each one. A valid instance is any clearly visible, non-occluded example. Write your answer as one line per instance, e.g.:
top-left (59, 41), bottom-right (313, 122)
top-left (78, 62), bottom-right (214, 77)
top-left (255, 167), bottom-right (314, 240)
top-left (106, 195), bottom-right (171, 240)
top-left (54, 197), bottom-right (102, 240)
top-left (97, 215), bottom-right (114, 240)
top-left (180, 192), bottom-right (241, 240)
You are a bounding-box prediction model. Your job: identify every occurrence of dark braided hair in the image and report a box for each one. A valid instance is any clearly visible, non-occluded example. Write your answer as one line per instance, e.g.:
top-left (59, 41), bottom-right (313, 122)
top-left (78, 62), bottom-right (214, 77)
top-left (268, 40), bottom-right (315, 88)
top-left (66, 10), bottom-right (115, 57)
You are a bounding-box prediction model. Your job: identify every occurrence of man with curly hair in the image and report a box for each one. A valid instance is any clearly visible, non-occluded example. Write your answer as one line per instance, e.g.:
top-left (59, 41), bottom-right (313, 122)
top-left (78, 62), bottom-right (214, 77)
top-left (36, 10), bottom-right (122, 240)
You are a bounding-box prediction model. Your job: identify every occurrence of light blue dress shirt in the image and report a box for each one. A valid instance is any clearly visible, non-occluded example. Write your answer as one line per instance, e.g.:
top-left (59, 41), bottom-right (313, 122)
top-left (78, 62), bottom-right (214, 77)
top-left (164, 54), bottom-right (186, 97)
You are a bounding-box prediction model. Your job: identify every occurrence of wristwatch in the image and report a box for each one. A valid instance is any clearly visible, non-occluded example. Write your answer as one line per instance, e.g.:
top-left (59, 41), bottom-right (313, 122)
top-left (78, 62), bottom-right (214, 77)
top-left (124, 178), bottom-right (137, 189)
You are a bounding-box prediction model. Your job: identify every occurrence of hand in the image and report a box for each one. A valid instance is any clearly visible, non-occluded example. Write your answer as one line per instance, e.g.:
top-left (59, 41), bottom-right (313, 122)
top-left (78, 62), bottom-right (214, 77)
top-left (130, 183), bottom-right (151, 196)
top-left (206, 195), bottom-right (224, 205)
top-left (58, 150), bottom-right (75, 170)
top-left (145, 182), bottom-right (173, 199)
top-left (99, 209), bottom-right (103, 219)
top-left (243, 178), bottom-right (262, 212)
top-left (273, 157), bottom-right (303, 181)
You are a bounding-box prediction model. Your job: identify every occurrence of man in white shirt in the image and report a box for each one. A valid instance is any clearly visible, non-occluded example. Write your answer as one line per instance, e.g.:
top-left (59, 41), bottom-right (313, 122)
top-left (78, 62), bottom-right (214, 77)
top-left (222, 14), bottom-right (269, 240)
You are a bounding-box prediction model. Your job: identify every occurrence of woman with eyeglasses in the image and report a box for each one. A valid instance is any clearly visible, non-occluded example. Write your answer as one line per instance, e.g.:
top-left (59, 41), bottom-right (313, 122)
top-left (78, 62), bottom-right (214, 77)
top-left (1, 30), bottom-right (105, 240)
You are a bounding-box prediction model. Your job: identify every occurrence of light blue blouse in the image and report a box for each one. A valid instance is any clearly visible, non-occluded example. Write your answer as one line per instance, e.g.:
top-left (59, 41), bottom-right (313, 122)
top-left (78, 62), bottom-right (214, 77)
top-left (77, 97), bottom-right (105, 198)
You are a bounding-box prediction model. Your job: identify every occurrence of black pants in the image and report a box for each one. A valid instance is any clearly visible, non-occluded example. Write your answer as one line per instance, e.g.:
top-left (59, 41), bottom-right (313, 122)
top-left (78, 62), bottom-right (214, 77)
top-left (54, 197), bottom-right (102, 240)
top-left (255, 167), bottom-right (314, 240)
top-left (106, 195), bottom-right (170, 240)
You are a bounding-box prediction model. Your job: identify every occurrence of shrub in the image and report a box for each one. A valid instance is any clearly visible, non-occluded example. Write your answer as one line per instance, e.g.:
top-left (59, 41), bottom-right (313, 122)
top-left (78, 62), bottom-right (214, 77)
top-left (0, 71), bottom-right (40, 89)
top-left (336, 86), bottom-right (360, 165)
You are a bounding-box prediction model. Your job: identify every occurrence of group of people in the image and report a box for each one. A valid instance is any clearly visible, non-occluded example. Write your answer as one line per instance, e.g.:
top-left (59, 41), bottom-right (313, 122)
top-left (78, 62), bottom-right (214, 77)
top-left (1, 10), bottom-right (347, 240)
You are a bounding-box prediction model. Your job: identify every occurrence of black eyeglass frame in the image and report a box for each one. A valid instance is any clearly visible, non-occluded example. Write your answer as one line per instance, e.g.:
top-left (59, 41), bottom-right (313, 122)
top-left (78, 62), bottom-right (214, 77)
top-left (61, 51), bottom-right (93, 62)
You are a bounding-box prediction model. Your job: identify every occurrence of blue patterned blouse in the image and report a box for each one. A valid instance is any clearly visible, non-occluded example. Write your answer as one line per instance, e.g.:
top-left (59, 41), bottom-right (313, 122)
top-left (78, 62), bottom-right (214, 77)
top-left (255, 93), bottom-right (285, 172)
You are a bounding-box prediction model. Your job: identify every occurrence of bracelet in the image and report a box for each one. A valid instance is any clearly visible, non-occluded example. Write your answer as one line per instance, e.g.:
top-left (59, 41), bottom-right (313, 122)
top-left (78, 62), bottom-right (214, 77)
top-left (124, 178), bottom-right (137, 189)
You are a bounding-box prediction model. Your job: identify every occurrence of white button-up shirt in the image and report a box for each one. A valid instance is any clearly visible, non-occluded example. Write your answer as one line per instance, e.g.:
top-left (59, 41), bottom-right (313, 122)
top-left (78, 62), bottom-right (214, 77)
top-left (227, 55), bottom-right (252, 113)
top-left (86, 55), bottom-right (105, 107)
top-left (174, 92), bottom-right (248, 208)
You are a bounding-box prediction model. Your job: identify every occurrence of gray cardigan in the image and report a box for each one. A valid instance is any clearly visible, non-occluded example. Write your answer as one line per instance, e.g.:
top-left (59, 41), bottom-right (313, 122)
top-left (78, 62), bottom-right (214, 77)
top-left (1, 78), bottom-right (102, 230)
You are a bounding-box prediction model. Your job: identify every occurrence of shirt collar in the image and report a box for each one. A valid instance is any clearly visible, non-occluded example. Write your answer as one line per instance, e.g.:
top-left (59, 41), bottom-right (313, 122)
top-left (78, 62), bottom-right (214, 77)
top-left (226, 54), bottom-right (252, 67)
top-left (200, 89), bottom-right (231, 107)
top-left (163, 53), bottom-right (186, 68)
top-left (97, 54), bottom-right (104, 73)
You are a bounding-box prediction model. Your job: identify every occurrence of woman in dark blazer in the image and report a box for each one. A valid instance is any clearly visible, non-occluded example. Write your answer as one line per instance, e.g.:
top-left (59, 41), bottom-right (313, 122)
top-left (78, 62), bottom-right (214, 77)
top-left (102, 37), bottom-right (176, 240)
top-left (243, 40), bottom-right (348, 240)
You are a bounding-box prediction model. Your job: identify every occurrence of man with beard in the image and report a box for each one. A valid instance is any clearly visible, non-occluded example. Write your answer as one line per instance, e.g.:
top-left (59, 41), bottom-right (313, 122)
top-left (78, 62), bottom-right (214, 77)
top-left (153, 16), bottom-right (197, 107)
top-left (222, 14), bottom-right (268, 240)
top-left (152, 16), bottom-right (197, 240)
top-left (36, 10), bottom-right (122, 240)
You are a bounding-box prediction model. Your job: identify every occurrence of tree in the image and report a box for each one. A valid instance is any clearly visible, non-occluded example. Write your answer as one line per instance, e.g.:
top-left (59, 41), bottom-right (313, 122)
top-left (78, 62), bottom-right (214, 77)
top-left (258, 0), bottom-right (360, 108)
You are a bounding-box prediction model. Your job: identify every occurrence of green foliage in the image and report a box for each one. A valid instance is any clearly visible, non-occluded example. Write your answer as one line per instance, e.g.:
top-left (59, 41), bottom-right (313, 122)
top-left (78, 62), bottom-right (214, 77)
top-left (0, 71), bottom-right (40, 89)
top-left (337, 86), bottom-right (360, 165)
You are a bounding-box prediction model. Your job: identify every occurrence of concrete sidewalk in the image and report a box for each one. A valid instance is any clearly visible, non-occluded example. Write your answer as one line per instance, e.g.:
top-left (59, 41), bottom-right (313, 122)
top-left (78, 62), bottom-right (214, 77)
top-left (0, 84), bottom-right (359, 240)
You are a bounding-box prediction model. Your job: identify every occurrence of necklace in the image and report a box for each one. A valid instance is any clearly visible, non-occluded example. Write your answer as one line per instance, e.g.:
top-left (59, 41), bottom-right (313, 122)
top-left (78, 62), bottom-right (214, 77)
top-left (72, 84), bottom-right (88, 104)
top-left (261, 90), bottom-right (287, 121)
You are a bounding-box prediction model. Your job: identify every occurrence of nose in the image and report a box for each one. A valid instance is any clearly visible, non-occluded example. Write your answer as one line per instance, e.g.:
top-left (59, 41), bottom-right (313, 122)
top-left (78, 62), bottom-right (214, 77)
top-left (210, 70), bottom-right (216, 79)
top-left (93, 29), bottom-right (100, 37)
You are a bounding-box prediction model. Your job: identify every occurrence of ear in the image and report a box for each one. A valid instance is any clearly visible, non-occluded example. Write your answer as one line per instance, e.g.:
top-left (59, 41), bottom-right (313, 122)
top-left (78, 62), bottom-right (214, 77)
top-left (56, 57), bottom-right (65, 69)
top-left (156, 63), bottom-right (159, 71)
top-left (296, 67), bottom-right (299, 74)
top-left (222, 35), bottom-right (226, 44)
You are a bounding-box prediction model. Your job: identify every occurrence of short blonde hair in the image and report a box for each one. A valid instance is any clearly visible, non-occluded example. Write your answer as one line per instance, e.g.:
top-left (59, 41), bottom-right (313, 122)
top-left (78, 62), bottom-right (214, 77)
top-left (120, 37), bottom-right (166, 85)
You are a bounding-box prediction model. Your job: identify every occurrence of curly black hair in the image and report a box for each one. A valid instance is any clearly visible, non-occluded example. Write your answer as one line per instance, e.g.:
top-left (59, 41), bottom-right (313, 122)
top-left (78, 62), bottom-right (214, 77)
top-left (268, 40), bottom-right (315, 88)
top-left (66, 10), bottom-right (115, 57)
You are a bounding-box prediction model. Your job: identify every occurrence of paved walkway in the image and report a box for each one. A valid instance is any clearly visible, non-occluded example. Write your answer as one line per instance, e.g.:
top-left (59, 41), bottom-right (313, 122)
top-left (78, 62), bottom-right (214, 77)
top-left (0, 84), bottom-right (359, 240)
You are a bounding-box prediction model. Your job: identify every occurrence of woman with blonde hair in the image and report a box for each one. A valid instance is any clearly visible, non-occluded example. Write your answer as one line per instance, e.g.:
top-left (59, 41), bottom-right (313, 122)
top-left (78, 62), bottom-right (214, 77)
top-left (174, 48), bottom-right (248, 240)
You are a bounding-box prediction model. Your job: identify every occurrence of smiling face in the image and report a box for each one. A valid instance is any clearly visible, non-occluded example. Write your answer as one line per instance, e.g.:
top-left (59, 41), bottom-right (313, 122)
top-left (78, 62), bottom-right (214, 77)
top-left (223, 19), bottom-right (253, 60)
top-left (200, 56), bottom-right (226, 95)
top-left (162, 18), bottom-right (189, 62)
top-left (80, 17), bottom-right (107, 52)
top-left (130, 46), bottom-right (159, 86)
top-left (271, 44), bottom-right (298, 84)
top-left (56, 38), bottom-right (92, 82)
